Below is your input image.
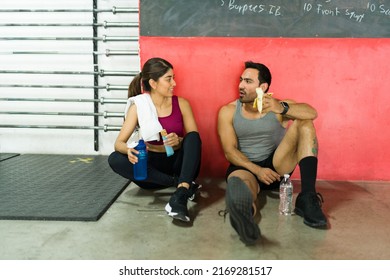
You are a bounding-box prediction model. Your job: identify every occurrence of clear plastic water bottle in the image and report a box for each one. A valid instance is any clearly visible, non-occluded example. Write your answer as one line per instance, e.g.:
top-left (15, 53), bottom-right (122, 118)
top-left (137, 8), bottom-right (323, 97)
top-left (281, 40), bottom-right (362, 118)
top-left (279, 174), bottom-right (293, 215)
top-left (133, 139), bottom-right (147, 180)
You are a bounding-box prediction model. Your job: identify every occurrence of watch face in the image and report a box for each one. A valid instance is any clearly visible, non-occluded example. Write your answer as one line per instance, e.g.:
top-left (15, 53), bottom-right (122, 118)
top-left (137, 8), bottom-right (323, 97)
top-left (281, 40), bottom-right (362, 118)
top-left (281, 102), bottom-right (289, 114)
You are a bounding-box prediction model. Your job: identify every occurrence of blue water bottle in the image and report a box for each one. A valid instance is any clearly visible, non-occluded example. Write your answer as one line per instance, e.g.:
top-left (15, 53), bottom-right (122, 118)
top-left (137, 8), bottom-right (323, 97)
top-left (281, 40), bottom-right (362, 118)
top-left (133, 139), bottom-right (147, 180)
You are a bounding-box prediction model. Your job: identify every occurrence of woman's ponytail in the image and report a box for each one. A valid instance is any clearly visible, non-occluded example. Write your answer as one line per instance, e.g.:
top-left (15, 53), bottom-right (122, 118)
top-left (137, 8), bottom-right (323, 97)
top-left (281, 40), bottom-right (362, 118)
top-left (128, 72), bottom-right (142, 98)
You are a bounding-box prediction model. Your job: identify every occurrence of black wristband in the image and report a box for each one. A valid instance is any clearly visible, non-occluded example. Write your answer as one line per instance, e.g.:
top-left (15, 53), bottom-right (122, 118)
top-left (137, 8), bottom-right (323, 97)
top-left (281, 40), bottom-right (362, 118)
top-left (280, 102), bottom-right (289, 115)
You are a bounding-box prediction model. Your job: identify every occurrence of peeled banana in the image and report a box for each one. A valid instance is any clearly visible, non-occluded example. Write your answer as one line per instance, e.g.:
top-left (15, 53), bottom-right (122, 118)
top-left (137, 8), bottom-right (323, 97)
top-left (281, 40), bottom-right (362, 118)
top-left (253, 88), bottom-right (272, 113)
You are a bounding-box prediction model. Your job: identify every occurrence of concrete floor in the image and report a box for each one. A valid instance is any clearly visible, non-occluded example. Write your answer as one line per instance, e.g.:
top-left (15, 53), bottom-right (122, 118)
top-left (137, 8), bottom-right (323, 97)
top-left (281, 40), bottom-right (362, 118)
top-left (0, 178), bottom-right (389, 260)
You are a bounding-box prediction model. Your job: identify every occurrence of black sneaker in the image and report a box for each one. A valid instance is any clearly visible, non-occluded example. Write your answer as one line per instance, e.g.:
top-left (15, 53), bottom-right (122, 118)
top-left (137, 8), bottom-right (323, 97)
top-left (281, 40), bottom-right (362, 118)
top-left (187, 181), bottom-right (202, 201)
top-left (165, 187), bottom-right (190, 222)
top-left (226, 184), bottom-right (261, 246)
top-left (294, 192), bottom-right (327, 228)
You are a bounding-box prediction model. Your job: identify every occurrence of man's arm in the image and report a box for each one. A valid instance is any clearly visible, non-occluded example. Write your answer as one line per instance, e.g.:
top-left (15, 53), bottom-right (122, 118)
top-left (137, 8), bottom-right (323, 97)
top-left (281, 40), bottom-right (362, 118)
top-left (281, 100), bottom-right (318, 120)
top-left (263, 95), bottom-right (318, 122)
top-left (217, 103), bottom-right (254, 171)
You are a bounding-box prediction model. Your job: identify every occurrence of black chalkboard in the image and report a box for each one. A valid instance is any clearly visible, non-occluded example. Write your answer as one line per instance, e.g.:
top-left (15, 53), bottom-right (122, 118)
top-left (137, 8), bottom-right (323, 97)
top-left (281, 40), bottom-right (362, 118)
top-left (140, 0), bottom-right (390, 38)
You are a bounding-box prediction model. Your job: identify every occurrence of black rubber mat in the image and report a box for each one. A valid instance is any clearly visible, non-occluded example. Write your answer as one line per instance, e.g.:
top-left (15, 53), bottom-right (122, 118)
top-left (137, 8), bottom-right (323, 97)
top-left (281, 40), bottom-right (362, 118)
top-left (0, 153), bottom-right (20, 162)
top-left (0, 154), bottom-right (130, 221)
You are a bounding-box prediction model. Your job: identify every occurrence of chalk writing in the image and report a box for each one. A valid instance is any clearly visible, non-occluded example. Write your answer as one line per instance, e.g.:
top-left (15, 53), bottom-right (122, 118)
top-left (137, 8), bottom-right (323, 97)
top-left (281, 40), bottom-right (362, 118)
top-left (140, 0), bottom-right (390, 38)
top-left (220, 0), bottom-right (282, 16)
top-left (368, 3), bottom-right (390, 17)
top-left (303, 1), bottom-right (390, 23)
top-left (303, 1), bottom-right (367, 23)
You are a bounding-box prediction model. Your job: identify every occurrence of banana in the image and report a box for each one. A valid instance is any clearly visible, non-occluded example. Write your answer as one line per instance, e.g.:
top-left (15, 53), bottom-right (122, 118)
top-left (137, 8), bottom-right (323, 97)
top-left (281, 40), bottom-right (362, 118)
top-left (253, 88), bottom-right (272, 113)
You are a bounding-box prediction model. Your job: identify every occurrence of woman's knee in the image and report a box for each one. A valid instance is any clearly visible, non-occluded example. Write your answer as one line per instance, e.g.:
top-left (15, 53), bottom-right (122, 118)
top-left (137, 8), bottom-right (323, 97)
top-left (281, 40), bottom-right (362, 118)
top-left (182, 131), bottom-right (202, 156)
top-left (184, 131), bottom-right (201, 145)
top-left (108, 151), bottom-right (127, 170)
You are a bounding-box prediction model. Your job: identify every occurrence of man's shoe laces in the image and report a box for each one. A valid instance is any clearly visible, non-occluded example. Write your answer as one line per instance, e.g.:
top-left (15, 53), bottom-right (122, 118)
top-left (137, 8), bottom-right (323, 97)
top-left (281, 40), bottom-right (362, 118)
top-left (218, 209), bottom-right (229, 222)
top-left (313, 192), bottom-right (324, 207)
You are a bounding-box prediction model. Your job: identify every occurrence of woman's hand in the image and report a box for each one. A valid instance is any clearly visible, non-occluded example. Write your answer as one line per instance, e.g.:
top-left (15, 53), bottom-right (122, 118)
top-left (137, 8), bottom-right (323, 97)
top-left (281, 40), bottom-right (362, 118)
top-left (127, 148), bottom-right (139, 164)
top-left (163, 132), bottom-right (181, 147)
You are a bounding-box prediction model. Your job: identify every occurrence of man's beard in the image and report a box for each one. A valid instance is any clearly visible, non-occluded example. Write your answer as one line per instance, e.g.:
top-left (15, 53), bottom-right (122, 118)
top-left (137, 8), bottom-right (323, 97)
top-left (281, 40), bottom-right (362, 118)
top-left (239, 95), bottom-right (255, 104)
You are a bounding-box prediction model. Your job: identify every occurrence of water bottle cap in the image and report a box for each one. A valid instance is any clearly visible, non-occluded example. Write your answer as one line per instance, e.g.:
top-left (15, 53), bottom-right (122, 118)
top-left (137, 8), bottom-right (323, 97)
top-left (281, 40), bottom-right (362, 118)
top-left (283, 174), bottom-right (290, 178)
top-left (136, 139), bottom-right (146, 149)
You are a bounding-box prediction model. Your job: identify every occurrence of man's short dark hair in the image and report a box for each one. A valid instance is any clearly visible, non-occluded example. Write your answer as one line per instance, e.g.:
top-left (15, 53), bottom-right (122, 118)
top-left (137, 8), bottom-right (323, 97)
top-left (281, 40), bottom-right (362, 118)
top-left (245, 61), bottom-right (272, 87)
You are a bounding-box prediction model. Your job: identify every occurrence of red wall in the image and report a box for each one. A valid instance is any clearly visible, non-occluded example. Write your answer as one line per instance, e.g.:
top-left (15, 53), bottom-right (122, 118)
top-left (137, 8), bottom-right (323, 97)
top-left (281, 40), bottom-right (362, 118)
top-left (140, 37), bottom-right (390, 181)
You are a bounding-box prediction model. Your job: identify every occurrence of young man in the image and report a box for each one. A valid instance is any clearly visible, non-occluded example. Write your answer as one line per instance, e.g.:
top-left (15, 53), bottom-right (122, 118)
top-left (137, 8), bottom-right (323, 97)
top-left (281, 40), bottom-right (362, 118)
top-left (217, 61), bottom-right (327, 245)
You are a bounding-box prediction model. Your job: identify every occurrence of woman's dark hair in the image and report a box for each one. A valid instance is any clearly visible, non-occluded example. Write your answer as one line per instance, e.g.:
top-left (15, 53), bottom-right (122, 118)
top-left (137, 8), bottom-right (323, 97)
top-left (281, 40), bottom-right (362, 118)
top-left (244, 61), bottom-right (272, 90)
top-left (128, 57), bottom-right (173, 98)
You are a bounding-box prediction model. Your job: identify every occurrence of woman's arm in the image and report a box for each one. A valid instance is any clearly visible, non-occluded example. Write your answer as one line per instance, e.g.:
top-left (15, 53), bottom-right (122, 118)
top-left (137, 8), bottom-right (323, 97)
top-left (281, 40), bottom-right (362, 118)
top-left (178, 97), bottom-right (198, 133)
top-left (114, 104), bottom-right (139, 163)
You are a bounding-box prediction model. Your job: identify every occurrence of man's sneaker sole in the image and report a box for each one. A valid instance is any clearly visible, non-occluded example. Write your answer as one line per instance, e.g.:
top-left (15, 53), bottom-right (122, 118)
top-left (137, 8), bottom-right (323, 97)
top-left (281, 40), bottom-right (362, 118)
top-left (294, 207), bottom-right (327, 228)
top-left (165, 203), bottom-right (190, 222)
top-left (226, 186), bottom-right (260, 245)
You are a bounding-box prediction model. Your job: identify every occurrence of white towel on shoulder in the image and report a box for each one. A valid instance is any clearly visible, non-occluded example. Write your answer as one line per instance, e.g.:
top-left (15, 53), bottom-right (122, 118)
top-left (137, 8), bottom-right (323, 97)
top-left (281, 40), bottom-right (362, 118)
top-left (125, 93), bottom-right (162, 147)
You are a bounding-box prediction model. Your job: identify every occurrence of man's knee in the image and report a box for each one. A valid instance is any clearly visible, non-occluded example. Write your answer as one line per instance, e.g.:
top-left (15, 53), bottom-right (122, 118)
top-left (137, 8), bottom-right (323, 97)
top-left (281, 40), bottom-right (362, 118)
top-left (227, 176), bottom-right (248, 189)
top-left (301, 119), bottom-right (315, 129)
top-left (294, 120), bottom-right (315, 130)
top-left (293, 119), bottom-right (316, 133)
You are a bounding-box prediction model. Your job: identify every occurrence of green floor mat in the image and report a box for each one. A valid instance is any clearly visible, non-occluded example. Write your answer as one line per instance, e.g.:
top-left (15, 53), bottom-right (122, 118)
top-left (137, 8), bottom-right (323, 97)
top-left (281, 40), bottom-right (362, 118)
top-left (0, 154), bottom-right (130, 221)
top-left (0, 153), bottom-right (20, 162)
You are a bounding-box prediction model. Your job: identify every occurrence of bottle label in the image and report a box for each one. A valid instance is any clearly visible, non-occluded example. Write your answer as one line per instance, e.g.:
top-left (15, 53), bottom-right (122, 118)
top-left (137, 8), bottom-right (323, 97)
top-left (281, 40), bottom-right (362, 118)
top-left (161, 129), bottom-right (174, 157)
top-left (133, 141), bottom-right (148, 180)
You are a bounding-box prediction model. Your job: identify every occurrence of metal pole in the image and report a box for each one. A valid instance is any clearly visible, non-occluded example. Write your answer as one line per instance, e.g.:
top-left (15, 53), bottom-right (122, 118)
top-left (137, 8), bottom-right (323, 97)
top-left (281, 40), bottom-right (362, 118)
top-left (102, 36), bottom-right (138, 42)
top-left (0, 70), bottom-right (95, 75)
top-left (0, 84), bottom-right (128, 90)
top-left (99, 98), bottom-right (127, 104)
top-left (0, 36), bottom-right (138, 41)
top-left (105, 49), bottom-right (138, 56)
top-left (103, 21), bottom-right (138, 28)
top-left (99, 70), bottom-right (138, 77)
top-left (0, 7), bottom-right (138, 13)
top-left (0, 111), bottom-right (124, 118)
top-left (0, 70), bottom-right (137, 76)
top-left (93, 0), bottom-right (99, 151)
top-left (0, 124), bottom-right (122, 132)
top-left (0, 97), bottom-right (127, 104)
top-left (0, 49), bottom-right (138, 56)
top-left (0, 22), bottom-right (138, 28)
top-left (105, 84), bottom-right (128, 91)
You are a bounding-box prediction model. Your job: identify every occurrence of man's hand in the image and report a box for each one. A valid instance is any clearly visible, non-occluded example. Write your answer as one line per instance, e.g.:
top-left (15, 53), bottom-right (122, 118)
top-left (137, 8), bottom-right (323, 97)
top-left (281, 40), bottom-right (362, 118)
top-left (254, 165), bottom-right (281, 185)
top-left (262, 94), bottom-right (283, 114)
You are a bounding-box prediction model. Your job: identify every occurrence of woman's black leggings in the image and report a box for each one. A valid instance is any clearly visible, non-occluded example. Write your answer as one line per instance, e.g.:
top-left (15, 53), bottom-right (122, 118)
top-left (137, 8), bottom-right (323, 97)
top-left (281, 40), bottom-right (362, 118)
top-left (108, 131), bottom-right (202, 189)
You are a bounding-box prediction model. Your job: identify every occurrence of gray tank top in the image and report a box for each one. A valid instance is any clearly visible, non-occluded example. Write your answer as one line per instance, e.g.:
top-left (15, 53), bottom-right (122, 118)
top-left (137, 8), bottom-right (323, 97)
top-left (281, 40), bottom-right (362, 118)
top-left (233, 100), bottom-right (286, 162)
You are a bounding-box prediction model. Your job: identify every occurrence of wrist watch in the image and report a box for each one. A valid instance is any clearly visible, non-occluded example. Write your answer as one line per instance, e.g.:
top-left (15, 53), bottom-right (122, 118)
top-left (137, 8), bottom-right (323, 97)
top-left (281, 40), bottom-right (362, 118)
top-left (280, 102), bottom-right (289, 115)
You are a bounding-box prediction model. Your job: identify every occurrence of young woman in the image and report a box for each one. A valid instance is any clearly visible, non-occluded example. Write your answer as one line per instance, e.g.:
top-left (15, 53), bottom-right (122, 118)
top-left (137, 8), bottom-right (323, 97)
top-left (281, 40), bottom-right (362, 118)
top-left (108, 57), bottom-right (202, 222)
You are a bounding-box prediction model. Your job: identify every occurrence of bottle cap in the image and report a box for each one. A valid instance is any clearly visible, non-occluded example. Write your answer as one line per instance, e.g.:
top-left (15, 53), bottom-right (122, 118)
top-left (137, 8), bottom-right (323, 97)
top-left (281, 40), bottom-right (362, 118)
top-left (161, 129), bottom-right (168, 137)
top-left (283, 174), bottom-right (290, 178)
top-left (136, 139), bottom-right (146, 149)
